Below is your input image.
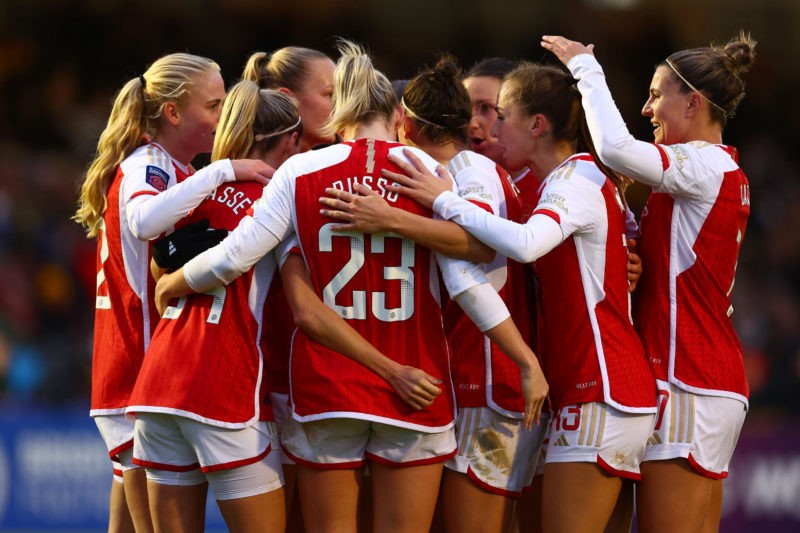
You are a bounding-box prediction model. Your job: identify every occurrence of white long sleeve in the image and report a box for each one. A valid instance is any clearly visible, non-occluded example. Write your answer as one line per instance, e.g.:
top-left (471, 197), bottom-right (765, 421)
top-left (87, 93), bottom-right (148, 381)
top-left (182, 163), bottom-right (297, 292)
top-left (432, 191), bottom-right (564, 264)
top-left (566, 54), bottom-right (665, 187)
top-left (126, 159), bottom-right (236, 240)
top-left (183, 213), bottom-right (283, 292)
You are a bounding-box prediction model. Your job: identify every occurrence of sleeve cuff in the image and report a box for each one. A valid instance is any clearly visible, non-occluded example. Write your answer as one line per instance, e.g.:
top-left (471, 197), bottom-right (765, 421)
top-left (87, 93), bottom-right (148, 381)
top-left (567, 53), bottom-right (603, 79)
top-left (431, 190), bottom-right (461, 218)
top-left (183, 251), bottom-right (223, 293)
top-left (453, 283), bottom-right (511, 332)
top-left (434, 190), bottom-right (479, 222)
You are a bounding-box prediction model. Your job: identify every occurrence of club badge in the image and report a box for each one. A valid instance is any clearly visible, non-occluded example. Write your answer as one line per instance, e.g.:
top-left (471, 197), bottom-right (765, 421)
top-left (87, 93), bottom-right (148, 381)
top-left (146, 165), bottom-right (169, 192)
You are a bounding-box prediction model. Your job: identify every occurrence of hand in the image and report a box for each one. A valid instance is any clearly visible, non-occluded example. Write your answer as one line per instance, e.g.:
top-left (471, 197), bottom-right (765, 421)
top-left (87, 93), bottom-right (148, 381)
top-left (151, 219), bottom-right (227, 271)
top-left (230, 159), bottom-right (274, 185)
top-left (319, 183), bottom-right (397, 233)
top-left (626, 238), bottom-right (642, 293)
top-left (541, 35), bottom-right (595, 66)
top-left (520, 358), bottom-right (549, 430)
top-left (154, 267), bottom-right (192, 315)
top-left (380, 148), bottom-right (453, 209)
top-left (386, 365), bottom-right (443, 411)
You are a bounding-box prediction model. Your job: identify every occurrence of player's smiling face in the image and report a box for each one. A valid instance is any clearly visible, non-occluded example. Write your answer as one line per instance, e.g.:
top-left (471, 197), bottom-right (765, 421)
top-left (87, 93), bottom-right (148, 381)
top-left (642, 65), bottom-right (693, 145)
top-left (177, 69), bottom-right (226, 156)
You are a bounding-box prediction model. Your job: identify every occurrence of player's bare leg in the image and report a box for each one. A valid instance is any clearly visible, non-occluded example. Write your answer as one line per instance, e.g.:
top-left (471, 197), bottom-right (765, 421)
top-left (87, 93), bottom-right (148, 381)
top-left (122, 468), bottom-right (154, 532)
top-left (637, 459), bottom-right (712, 533)
top-left (217, 488), bottom-right (286, 533)
top-left (297, 465), bottom-right (362, 532)
top-left (146, 481), bottom-right (208, 533)
top-left (541, 462), bottom-right (622, 533)
top-left (108, 480), bottom-right (135, 533)
top-left (442, 469), bottom-right (514, 532)
top-left (603, 479), bottom-right (634, 533)
top-left (428, 475), bottom-right (446, 533)
top-left (699, 478), bottom-right (724, 533)
top-left (282, 464), bottom-right (305, 532)
top-left (370, 461), bottom-right (443, 533)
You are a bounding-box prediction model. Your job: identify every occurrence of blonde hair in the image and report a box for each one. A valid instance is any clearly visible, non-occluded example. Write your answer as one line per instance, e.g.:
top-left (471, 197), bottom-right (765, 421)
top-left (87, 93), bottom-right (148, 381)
top-left (74, 53), bottom-right (219, 237)
top-left (242, 46), bottom-right (330, 91)
top-left (323, 39), bottom-right (396, 138)
top-left (212, 80), bottom-right (302, 161)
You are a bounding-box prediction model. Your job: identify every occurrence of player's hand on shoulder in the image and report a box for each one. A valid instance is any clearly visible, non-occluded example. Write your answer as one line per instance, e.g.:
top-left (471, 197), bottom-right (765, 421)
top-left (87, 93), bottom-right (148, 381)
top-left (230, 159), bottom-right (274, 185)
top-left (319, 183), bottom-right (396, 233)
top-left (381, 148), bottom-right (453, 209)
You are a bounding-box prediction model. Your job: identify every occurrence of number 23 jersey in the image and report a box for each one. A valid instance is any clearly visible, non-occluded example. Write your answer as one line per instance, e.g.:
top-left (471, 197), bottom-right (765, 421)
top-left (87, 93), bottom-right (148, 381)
top-left (260, 139), bottom-right (458, 431)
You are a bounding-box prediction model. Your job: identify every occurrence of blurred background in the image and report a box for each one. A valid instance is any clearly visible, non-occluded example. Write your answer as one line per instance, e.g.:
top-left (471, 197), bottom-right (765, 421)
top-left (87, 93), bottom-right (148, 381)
top-left (0, 0), bottom-right (797, 530)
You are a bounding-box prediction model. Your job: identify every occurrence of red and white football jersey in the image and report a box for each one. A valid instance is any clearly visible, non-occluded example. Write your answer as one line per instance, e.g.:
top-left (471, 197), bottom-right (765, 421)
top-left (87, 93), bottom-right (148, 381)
top-left (255, 139), bottom-right (465, 431)
top-left (635, 142), bottom-right (750, 404)
top-left (90, 143), bottom-right (191, 415)
top-left (128, 180), bottom-right (275, 427)
top-left (533, 155), bottom-right (655, 413)
top-left (441, 150), bottom-right (535, 417)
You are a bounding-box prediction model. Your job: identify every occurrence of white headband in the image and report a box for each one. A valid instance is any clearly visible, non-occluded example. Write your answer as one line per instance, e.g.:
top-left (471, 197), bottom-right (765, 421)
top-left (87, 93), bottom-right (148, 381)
top-left (665, 59), bottom-right (733, 119)
top-left (254, 116), bottom-right (302, 142)
top-left (401, 98), bottom-right (448, 128)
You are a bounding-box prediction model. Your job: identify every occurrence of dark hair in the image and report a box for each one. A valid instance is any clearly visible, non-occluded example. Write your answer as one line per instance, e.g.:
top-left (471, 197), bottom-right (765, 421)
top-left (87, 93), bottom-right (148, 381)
top-left (391, 79), bottom-right (409, 101)
top-left (663, 30), bottom-right (756, 125)
top-left (465, 57), bottom-right (520, 81)
top-left (402, 54), bottom-right (472, 146)
top-left (504, 62), bottom-right (631, 196)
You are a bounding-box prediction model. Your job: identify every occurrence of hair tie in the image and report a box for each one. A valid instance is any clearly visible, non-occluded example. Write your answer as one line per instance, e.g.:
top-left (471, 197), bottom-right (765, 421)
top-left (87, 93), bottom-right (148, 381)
top-left (139, 75), bottom-right (147, 89)
top-left (400, 97), bottom-right (459, 128)
top-left (665, 59), bottom-right (732, 119)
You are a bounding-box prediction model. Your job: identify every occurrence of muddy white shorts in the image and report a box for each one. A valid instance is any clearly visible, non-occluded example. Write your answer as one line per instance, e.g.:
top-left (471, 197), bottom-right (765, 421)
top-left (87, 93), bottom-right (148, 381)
top-left (270, 392), bottom-right (295, 466)
top-left (545, 402), bottom-right (654, 480)
top-left (445, 407), bottom-right (547, 497)
top-left (643, 380), bottom-right (747, 479)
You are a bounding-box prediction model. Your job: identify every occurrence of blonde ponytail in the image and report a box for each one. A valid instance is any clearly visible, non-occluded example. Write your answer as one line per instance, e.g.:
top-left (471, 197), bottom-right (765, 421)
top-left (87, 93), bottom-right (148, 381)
top-left (323, 39), bottom-right (396, 138)
top-left (74, 52), bottom-right (219, 237)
